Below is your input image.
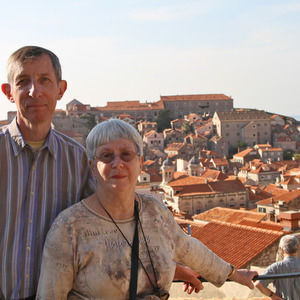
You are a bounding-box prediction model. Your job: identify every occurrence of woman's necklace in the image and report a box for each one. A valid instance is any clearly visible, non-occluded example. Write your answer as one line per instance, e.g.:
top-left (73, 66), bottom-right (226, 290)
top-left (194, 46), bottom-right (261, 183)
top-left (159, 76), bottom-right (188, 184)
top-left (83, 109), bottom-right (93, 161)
top-left (97, 196), bottom-right (164, 298)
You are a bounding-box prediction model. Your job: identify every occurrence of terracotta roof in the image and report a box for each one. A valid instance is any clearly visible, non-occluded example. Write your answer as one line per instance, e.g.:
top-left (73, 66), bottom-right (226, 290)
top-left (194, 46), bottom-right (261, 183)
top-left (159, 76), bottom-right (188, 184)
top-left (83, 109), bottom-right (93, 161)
top-left (200, 169), bottom-right (229, 181)
top-left (260, 147), bottom-right (283, 152)
top-left (193, 207), bottom-right (266, 224)
top-left (160, 94), bottom-right (232, 101)
top-left (165, 143), bottom-right (185, 151)
top-left (144, 130), bottom-right (160, 138)
top-left (282, 176), bottom-right (299, 185)
top-left (261, 184), bottom-right (290, 197)
top-left (216, 110), bottom-right (270, 121)
top-left (208, 179), bottom-right (246, 193)
top-left (190, 221), bottom-right (283, 268)
top-left (238, 218), bottom-right (283, 231)
top-left (141, 168), bottom-right (162, 182)
top-left (94, 100), bottom-right (164, 111)
top-left (256, 189), bottom-right (300, 205)
top-left (168, 176), bottom-right (208, 187)
top-left (0, 120), bottom-right (8, 126)
top-left (211, 157), bottom-right (229, 166)
top-left (143, 160), bottom-right (155, 167)
top-left (233, 148), bottom-right (255, 158)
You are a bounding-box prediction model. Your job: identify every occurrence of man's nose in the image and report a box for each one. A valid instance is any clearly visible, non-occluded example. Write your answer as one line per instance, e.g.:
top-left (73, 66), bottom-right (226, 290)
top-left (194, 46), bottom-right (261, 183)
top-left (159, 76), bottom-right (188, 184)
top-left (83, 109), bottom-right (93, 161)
top-left (28, 81), bottom-right (42, 98)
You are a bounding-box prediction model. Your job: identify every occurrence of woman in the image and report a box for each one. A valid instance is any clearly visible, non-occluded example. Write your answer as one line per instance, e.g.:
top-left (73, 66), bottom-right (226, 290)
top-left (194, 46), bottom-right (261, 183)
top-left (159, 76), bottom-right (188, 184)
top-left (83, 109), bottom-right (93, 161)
top-left (36, 119), bottom-right (257, 299)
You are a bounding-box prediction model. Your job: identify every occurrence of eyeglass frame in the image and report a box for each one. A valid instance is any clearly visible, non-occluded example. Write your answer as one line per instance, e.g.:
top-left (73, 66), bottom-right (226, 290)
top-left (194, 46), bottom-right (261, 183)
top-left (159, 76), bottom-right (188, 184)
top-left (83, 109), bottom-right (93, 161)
top-left (93, 150), bottom-right (140, 164)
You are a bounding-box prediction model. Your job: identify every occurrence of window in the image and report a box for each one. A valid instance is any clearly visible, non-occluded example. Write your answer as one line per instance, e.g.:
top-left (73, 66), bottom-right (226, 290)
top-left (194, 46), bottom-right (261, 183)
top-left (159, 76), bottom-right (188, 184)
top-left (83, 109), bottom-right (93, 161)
top-left (196, 209), bottom-right (201, 214)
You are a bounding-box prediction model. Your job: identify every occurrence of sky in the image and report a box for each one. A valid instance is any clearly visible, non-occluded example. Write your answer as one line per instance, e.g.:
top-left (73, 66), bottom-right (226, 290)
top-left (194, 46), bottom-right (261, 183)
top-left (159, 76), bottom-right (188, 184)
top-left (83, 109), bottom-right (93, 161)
top-left (0, 0), bottom-right (299, 121)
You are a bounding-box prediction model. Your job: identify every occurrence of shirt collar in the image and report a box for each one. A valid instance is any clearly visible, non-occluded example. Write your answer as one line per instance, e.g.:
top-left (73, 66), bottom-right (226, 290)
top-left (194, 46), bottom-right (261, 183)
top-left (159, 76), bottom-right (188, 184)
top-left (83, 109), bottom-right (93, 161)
top-left (9, 117), bottom-right (56, 158)
top-left (284, 255), bottom-right (298, 261)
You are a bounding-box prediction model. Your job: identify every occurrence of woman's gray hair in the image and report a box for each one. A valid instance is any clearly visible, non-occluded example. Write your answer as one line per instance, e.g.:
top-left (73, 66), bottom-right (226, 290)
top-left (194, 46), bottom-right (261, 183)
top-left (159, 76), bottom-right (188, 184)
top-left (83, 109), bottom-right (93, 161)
top-left (86, 118), bottom-right (143, 161)
top-left (279, 235), bottom-right (300, 254)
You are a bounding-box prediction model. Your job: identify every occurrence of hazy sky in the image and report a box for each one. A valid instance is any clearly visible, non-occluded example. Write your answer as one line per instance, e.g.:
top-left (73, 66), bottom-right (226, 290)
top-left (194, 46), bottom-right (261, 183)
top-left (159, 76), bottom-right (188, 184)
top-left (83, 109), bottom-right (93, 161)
top-left (0, 0), bottom-right (299, 121)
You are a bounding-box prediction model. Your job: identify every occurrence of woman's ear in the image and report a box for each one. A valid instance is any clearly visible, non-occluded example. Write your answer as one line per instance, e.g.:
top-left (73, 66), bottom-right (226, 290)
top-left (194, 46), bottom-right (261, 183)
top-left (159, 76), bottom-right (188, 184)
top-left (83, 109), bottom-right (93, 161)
top-left (89, 159), bottom-right (97, 176)
top-left (139, 156), bottom-right (144, 174)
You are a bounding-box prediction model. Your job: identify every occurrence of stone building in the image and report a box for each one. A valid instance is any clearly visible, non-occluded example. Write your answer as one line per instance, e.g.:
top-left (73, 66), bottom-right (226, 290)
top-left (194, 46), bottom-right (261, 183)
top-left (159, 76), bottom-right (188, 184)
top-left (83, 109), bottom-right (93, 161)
top-left (160, 157), bottom-right (248, 215)
top-left (213, 110), bottom-right (272, 153)
top-left (161, 94), bottom-right (233, 119)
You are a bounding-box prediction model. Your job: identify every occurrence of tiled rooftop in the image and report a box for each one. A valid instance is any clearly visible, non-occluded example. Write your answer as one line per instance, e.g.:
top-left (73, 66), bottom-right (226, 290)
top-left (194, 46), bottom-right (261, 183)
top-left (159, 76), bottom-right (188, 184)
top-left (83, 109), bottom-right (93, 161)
top-left (161, 94), bottom-right (232, 101)
top-left (193, 207), bottom-right (265, 224)
top-left (238, 218), bottom-right (283, 231)
top-left (190, 221), bottom-right (283, 268)
top-left (256, 189), bottom-right (300, 205)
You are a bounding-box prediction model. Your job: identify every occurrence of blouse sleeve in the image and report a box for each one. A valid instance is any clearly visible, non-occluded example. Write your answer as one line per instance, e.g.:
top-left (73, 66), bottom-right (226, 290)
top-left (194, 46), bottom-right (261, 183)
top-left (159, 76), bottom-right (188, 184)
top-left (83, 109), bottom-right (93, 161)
top-left (36, 213), bottom-right (76, 299)
top-left (155, 197), bottom-right (231, 287)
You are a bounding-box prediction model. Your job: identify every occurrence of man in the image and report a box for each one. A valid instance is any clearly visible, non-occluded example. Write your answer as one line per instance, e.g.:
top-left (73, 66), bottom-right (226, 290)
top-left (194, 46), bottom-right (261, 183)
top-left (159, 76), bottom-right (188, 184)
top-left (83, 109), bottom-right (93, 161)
top-left (0, 46), bottom-right (96, 299)
top-left (255, 235), bottom-right (300, 299)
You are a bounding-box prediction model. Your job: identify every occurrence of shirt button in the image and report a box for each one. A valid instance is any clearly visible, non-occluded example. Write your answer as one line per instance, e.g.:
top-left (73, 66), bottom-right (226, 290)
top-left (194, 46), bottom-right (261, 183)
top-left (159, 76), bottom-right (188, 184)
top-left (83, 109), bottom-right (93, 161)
top-left (29, 219), bottom-right (33, 224)
top-left (25, 274), bottom-right (29, 279)
top-left (27, 246), bottom-right (31, 251)
top-left (30, 192), bottom-right (34, 196)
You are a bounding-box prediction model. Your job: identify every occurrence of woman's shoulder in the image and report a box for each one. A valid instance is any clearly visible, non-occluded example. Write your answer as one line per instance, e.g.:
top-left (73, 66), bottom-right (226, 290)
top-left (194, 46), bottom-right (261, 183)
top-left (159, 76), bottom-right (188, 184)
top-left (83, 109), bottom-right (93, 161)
top-left (53, 201), bottom-right (90, 226)
top-left (138, 193), bottom-right (170, 214)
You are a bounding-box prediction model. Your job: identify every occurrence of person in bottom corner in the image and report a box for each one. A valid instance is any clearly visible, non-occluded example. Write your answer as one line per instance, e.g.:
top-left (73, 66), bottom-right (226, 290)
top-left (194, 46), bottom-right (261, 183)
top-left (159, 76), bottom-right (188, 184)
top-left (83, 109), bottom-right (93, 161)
top-left (255, 234), bottom-right (300, 300)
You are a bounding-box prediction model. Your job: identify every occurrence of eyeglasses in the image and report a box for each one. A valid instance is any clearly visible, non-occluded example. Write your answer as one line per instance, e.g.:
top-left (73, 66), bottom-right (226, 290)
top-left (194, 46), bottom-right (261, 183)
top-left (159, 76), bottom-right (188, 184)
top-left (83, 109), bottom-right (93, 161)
top-left (94, 150), bottom-right (139, 164)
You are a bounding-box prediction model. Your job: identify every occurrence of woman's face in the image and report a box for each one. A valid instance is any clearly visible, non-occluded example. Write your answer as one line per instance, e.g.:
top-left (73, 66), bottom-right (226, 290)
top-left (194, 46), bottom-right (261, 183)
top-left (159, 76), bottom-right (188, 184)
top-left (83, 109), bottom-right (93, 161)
top-left (91, 138), bottom-right (143, 193)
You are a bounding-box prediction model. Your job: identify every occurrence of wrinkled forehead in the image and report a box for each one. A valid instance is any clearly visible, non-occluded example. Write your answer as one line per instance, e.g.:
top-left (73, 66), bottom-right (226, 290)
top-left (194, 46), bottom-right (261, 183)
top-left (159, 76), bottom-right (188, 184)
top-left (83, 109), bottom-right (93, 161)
top-left (95, 139), bottom-right (137, 153)
top-left (8, 54), bottom-right (55, 83)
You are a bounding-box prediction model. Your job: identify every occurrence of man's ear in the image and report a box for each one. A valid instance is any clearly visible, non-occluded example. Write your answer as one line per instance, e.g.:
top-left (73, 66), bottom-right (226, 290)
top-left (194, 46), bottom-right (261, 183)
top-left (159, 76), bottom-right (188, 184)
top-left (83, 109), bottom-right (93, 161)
top-left (57, 80), bottom-right (67, 101)
top-left (1, 83), bottom-right (14, 103)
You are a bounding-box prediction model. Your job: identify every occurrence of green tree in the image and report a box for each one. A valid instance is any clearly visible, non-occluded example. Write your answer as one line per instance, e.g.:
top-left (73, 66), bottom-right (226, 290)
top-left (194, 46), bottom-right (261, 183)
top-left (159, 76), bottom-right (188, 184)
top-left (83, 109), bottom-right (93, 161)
top-left (181, 121), bottom-right (192, 136)
top-left (80, 114), bottom-right (97, 132)
top-left (155, 110), bottom-right (172, 132)
top-left (294, 150), bottom-right (300, 160)
top-left (283, 149), bottom-right (294, 160)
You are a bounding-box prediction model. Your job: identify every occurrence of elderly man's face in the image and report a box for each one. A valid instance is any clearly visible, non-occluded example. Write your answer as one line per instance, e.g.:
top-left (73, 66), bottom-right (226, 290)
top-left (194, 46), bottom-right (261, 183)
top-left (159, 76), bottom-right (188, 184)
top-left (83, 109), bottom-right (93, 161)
top-left (2, 54), bottom-right (66, 128)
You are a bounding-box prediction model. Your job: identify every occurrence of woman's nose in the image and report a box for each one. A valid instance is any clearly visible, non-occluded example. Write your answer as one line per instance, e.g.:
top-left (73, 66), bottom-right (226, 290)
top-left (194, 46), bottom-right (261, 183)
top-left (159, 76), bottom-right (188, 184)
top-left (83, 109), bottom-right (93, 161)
top-left (111, 154), bottom-right (124, 167)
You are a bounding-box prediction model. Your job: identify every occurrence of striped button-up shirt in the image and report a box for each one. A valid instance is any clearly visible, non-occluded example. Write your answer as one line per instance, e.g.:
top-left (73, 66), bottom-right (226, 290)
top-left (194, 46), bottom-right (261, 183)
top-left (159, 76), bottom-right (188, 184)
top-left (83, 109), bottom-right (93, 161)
top-left (0, 118), bottom-right (96, 299)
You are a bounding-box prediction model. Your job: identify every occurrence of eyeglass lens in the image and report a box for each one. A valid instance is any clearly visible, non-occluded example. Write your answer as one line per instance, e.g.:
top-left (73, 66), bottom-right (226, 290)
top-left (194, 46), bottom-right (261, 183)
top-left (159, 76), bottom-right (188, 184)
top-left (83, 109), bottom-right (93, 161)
top-left (95, 151), bottom-right (137, 163)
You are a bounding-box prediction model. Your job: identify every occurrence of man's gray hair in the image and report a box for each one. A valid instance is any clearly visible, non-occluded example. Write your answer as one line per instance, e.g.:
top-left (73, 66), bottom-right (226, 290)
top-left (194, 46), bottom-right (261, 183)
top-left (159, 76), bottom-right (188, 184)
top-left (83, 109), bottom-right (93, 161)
top-left (279, 235), bottom-right (300, 254)
top-left (86, 118), bottom-right (143, 162)
top-left (6, 46), bottom-right (62, 84)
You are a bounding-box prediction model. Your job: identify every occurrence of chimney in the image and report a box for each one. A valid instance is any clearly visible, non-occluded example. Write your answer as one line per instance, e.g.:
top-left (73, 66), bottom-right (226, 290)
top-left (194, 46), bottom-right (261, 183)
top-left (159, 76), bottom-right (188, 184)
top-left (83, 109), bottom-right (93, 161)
top-left (278, 211), bottom-right (300, 232)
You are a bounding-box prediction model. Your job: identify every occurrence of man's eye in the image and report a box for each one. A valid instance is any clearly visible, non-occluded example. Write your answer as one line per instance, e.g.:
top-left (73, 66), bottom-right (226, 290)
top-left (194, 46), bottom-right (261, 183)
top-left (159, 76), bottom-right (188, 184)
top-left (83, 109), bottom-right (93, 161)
top-left (40, 77), bottom-right (50, 83)
top-left (16, 79), bottom-right (28, 86)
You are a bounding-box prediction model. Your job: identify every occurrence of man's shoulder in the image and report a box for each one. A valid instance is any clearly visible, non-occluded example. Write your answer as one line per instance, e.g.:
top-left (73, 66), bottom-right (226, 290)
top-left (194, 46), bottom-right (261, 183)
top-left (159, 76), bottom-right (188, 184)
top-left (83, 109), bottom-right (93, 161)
top-left (0, 123), bottom-right (10, 135)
